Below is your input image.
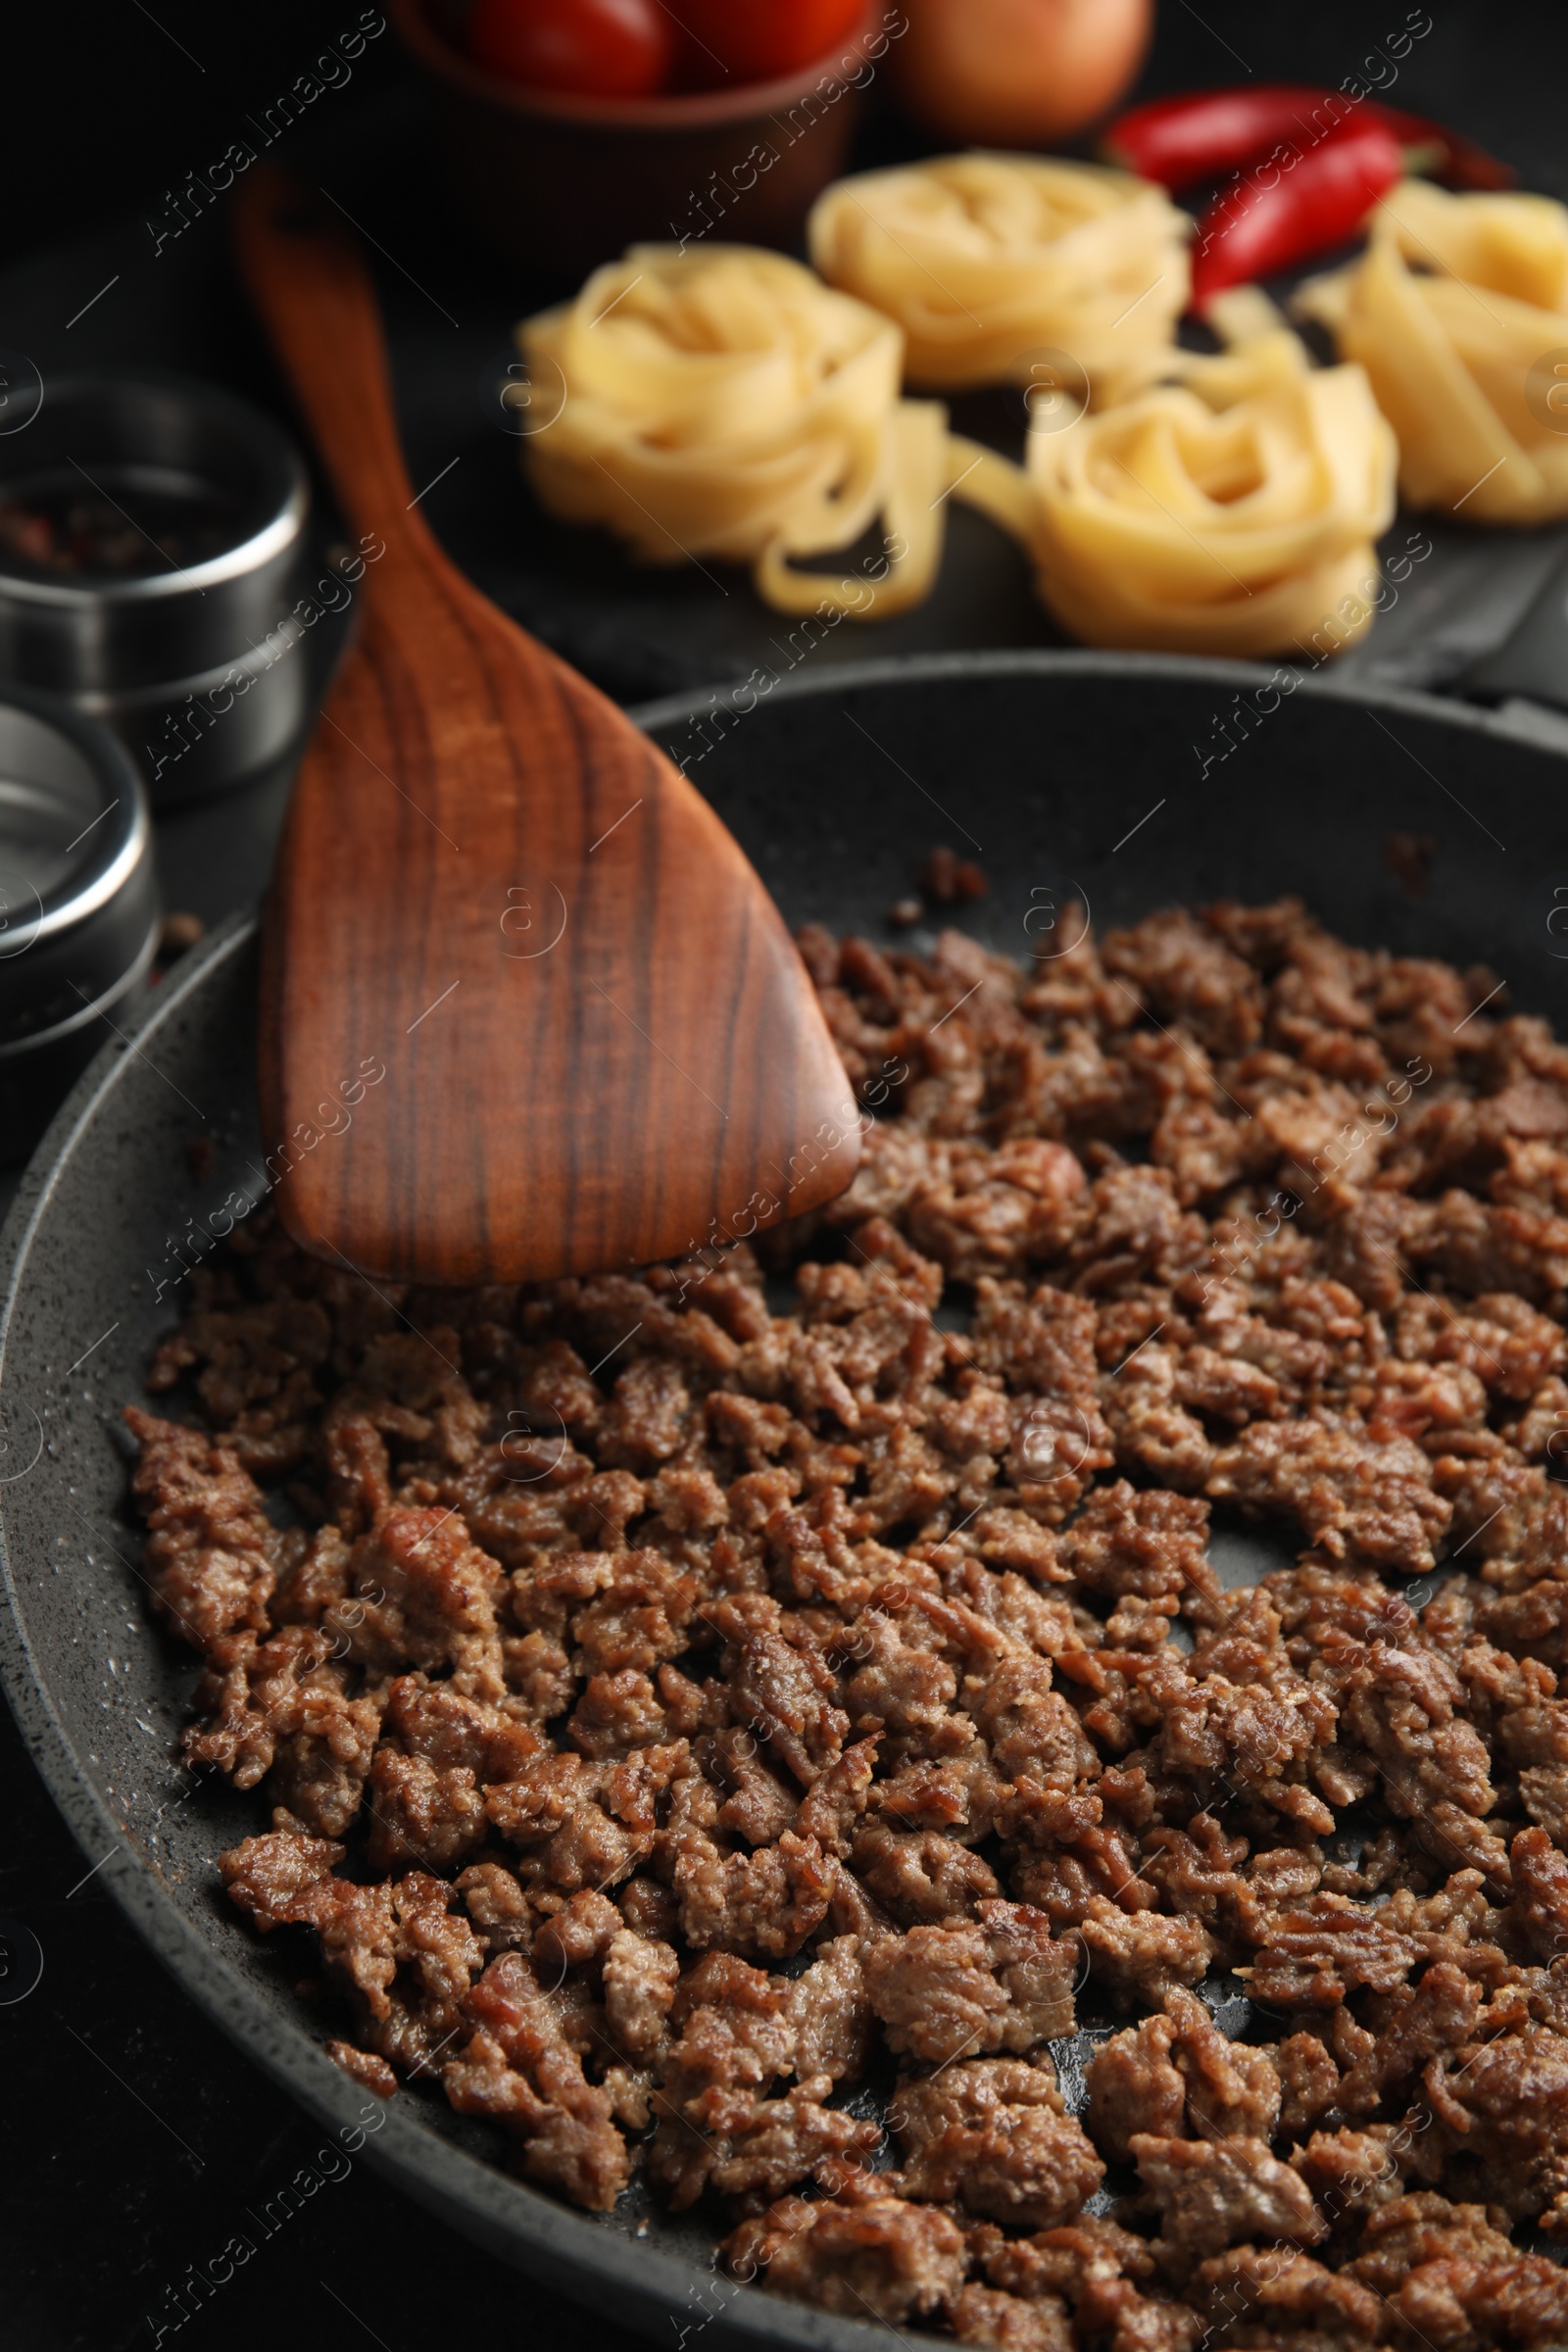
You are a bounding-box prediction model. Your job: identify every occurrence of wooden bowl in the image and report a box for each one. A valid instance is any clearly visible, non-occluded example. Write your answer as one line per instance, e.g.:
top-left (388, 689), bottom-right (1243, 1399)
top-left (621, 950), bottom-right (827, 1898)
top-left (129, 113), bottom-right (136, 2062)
top-left (390, 0), bottom-right (888, 274)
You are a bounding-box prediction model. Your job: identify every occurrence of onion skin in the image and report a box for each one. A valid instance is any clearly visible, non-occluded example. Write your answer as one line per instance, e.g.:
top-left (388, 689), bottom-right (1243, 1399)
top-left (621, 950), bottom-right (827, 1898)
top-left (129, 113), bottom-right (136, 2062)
top-left (891, 0), bottom-right (1153, 148)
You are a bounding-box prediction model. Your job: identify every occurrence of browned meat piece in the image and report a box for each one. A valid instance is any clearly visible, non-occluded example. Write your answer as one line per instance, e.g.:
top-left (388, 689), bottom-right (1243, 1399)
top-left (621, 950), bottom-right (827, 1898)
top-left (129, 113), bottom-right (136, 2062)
top-left (1334, 1961), bottom-right (1481, 2116)
top-left (1087, 1991), bottom-right (1279, 2162)
top-left (532, 1887), bottom-right (622, 1975)
top-left (457, 1862), bottom-right (537, 1956)
top-left (1137, 1819), bottom-right (1283, 1951)
top-left (649, 1949), bottom-right (878, 2209)
top-left (794, 1735), bottom-right (880, 1857)
top-left (567, 1547), bottom-right (698, 1674)
top-left (851, 1821), bottom-right (1000, 1922)
top-left (147, 1298), bottom-right (334, 1479)
top-left (844, 1614), bottom-right (959, 1760)
top-left (1206, 1415), bottom-right (1450, 1572)
top-left (703, 1724), bottom-right (797, 1848)
top-left (1333, 1642), bottom-right (1500, 1885)
top-left (978, 2218), bottom-right (1202, 2352)
top-left (1476, 1576), bottom-right (1568, 1670)
top-left (863, 1901), bottom-right (1077, 2063)
top-left (271, 1523), bottom-right (354, 1626)
top-left (1290, 2128), bottom-right (1406, 2240)
top-left (184, 1624), bottom-right (381, 1838)
top-left (125, 1406), bottom-right (280, 1649)
top-left (1065, 1165), bottom-right (1209, 1298)
top-left (1102, 910), bottom-right (1263, 1057)
top-left (1304, 1193), bottom-right (1415, 1315)
top-left (221, 1831), bottom-right (481, 2075)
top-left (329, 1506), bottom-right (507, 1699)
top-left (785, 1935), bottom-right (872, 2085)
top-left (1152, 1669), bottom-right (1339, 1828)
top-left (382, 1674), bottom-right (540, 1779)
top-left (1350, 2191), bottom-right (1568, 2347)
top-left (220, 1826), bottom-right (344, 1926)
top-left (1058, 1481), bottom-right (1217, 1607)
top-left (947, 2284), bottom-right (1074, 2352)
top-left (365, 1674), bottom-right (545, 1871)
top-left (323, 2039), bottom-right (397, 2098)
top-left (601, 1929), bottom-right (679, 2060)
top-left (596, 1354), bottom-right (694, 1470)
top-left (1396, 1290), bottom-right (1566, 1401)
top-left (1510, 1826), bottom-right (1568, 1964)
top-left (724, 2194), bottom-right (968, 2323)
top-left (1101, 1345), bottom-right (1217, 1490)
top-left (1077, 1900), bottom-right (1215, 2009)
top-left (1415, 2023), bottom-right (1568, 2225)
top-left (1276, 2032), bottom-right (1343, 2138)
top-left (444, 1951), bottom-right (628, 2211)
top-left (1087, 2011), bottom-right (1187, 2161)
top-left (970, 1279), bottom-right (1100, 1396)
top-left (1248, 1892), bottom-right (1421, 2007)
top-left (1153, 1100), bottom-right (1260, 1205)
top-left (707, 1597), bottom-right (849, 1784)
top-left (486, 1745), bottom-right (680, 1893)
top-left (978, 2213), bottom-right (1156, 2298)
top-left (1190, 2247), bottom-right (1383, 2348)
top-left (671, 1829), bottom-right (835, 1959)
top-left (366, 1744), bottom-right (488, 1873)
top-left (905, 1138), bottom-right (1088, 1282)
top-left (894, 2058), bottom-right (1104, 2228)
top-left (566, 1665), bottom-right (695, 1759)
top-left (1134, 2133), bottom-right (1323, 2267)
top-left (1410, 1188), bottom-right (1568, 1309)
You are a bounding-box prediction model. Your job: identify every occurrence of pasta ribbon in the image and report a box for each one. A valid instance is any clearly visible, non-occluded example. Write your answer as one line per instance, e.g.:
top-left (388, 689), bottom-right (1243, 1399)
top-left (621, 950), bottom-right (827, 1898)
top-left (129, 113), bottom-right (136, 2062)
top-left (1294, 180), bottom-right (1568, 523)
top-left (520, 245), bottom-right (966, 619)
top-left (808, 153), bottom-right (1191, 398)
top-left (1027, 334), bottom-right (1397, 657)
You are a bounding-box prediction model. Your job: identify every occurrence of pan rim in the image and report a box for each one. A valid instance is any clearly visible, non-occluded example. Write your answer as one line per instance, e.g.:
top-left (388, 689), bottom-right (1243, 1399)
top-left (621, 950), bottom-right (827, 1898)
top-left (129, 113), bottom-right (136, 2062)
top-left (3, 645), bottom-right (1563, 2348)
top-left (626, 643), bottom-right (1532, 748)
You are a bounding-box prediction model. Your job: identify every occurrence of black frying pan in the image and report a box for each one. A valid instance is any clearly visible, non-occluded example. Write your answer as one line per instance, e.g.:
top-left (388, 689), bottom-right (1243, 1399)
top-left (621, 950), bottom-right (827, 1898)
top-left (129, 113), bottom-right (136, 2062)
top-left (2, 649), bottom-right (1564, 2352)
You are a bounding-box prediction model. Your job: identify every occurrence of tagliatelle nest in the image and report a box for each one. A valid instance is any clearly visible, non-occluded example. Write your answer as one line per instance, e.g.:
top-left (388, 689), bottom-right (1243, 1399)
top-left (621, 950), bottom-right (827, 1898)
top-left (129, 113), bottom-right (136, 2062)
top-left (518, 244), bottom-right (1013, 620)
top-left (808, 153), bottom-right (1192, 399)
top-left (1294, 179), bottom-right (1568, 525)
top-left (1026, 333), bottom-right (1397, 659)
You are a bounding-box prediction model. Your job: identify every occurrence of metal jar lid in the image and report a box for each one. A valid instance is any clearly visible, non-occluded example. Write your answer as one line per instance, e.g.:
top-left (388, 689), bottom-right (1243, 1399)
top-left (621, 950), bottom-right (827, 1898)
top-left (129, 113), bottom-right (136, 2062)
top-left (0, 690), bottom-right (157, 1156)
top-left (0, 373), bottom-right (310, 808)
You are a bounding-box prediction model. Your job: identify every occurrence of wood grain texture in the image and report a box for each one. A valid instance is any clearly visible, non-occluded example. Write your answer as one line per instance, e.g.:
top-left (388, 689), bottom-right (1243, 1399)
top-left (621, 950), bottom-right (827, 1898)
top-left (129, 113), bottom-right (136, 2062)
top-left (233, 167), bottom-right (859, 1285)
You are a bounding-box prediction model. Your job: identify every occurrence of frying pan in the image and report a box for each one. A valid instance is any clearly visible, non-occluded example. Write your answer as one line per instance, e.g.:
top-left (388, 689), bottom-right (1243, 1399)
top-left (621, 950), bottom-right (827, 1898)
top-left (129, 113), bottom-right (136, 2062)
top-left (1, 647), bottom-right (1564, 2350)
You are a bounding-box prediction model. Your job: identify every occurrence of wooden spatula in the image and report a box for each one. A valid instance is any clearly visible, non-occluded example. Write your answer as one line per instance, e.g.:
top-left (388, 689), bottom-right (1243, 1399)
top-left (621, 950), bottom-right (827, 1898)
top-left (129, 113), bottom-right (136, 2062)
top-left (231, 167), bottom-right (858, 1286)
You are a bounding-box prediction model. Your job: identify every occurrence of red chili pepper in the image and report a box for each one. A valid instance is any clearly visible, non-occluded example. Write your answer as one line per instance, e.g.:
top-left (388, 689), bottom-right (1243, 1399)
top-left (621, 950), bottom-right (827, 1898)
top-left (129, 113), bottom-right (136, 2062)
top-left (1105, 85), bottom-right (1352, 190)
top-left (1367, 103), bottom-right (1516, 192)
top-left (1104, 84), bottom-right (1513, 195)
top-left (1189, 115), bottom-right (1406, 312)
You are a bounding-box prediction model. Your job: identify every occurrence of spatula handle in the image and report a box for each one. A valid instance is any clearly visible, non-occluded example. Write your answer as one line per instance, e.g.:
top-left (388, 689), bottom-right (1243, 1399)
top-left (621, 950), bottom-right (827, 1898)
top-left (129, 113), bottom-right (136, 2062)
top-left (232, 164), bottom-right (433, 559)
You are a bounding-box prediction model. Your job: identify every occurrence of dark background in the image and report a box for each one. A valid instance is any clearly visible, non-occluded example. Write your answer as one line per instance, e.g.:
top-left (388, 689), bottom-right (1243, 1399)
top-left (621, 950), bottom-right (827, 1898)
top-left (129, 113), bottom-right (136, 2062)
top-left (6, 0), bottom-right (1568, 276)
top-left (5, 5), bottom-right (1568, 2349)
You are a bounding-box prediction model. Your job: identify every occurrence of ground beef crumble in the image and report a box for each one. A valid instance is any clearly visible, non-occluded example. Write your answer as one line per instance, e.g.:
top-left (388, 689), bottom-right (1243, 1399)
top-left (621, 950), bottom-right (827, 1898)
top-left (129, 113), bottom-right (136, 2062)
top-left (127, 900), bottom-right (1568, 2344)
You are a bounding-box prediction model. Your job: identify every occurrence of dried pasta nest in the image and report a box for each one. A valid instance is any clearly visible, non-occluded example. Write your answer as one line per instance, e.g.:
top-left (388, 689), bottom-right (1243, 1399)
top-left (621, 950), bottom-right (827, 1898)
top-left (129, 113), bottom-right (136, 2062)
top-left (809, 152), bottom-right (1191, 399)
top-left (1296, 178), bottom-right (1568, 524)
top-left (1027, 333), bottom-right (1397, 656)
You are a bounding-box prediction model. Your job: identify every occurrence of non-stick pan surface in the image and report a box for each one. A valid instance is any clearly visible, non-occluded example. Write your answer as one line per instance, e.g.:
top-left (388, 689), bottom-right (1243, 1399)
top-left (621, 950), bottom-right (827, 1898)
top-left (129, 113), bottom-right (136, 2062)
top-left (1, 650), bottom-right (1562, 2351)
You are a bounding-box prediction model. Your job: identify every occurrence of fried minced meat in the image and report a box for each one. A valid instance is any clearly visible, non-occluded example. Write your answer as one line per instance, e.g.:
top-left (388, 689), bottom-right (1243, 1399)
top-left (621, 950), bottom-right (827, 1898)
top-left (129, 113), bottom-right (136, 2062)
top-left (128, 902), bottom-right (1568, 2342)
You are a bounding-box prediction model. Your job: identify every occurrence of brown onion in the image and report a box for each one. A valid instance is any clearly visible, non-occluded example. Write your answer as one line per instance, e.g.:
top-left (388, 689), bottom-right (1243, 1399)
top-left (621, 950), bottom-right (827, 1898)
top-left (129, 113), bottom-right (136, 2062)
top-left (892, 0), bottom-right (1153, 148)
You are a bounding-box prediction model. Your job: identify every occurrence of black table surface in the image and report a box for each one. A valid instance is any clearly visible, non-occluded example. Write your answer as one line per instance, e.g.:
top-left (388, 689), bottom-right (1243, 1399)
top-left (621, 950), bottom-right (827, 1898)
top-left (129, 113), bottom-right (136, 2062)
top-left (8, 3), bottom-right (1568, 2345)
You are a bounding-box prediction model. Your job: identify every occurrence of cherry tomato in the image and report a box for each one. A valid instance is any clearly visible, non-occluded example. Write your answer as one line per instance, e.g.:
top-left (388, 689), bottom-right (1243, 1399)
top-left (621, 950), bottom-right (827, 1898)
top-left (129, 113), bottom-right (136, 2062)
top-left (466, 0), bottom-right (674, 99)
top-left (677, 0), bottom-right (866, 87)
